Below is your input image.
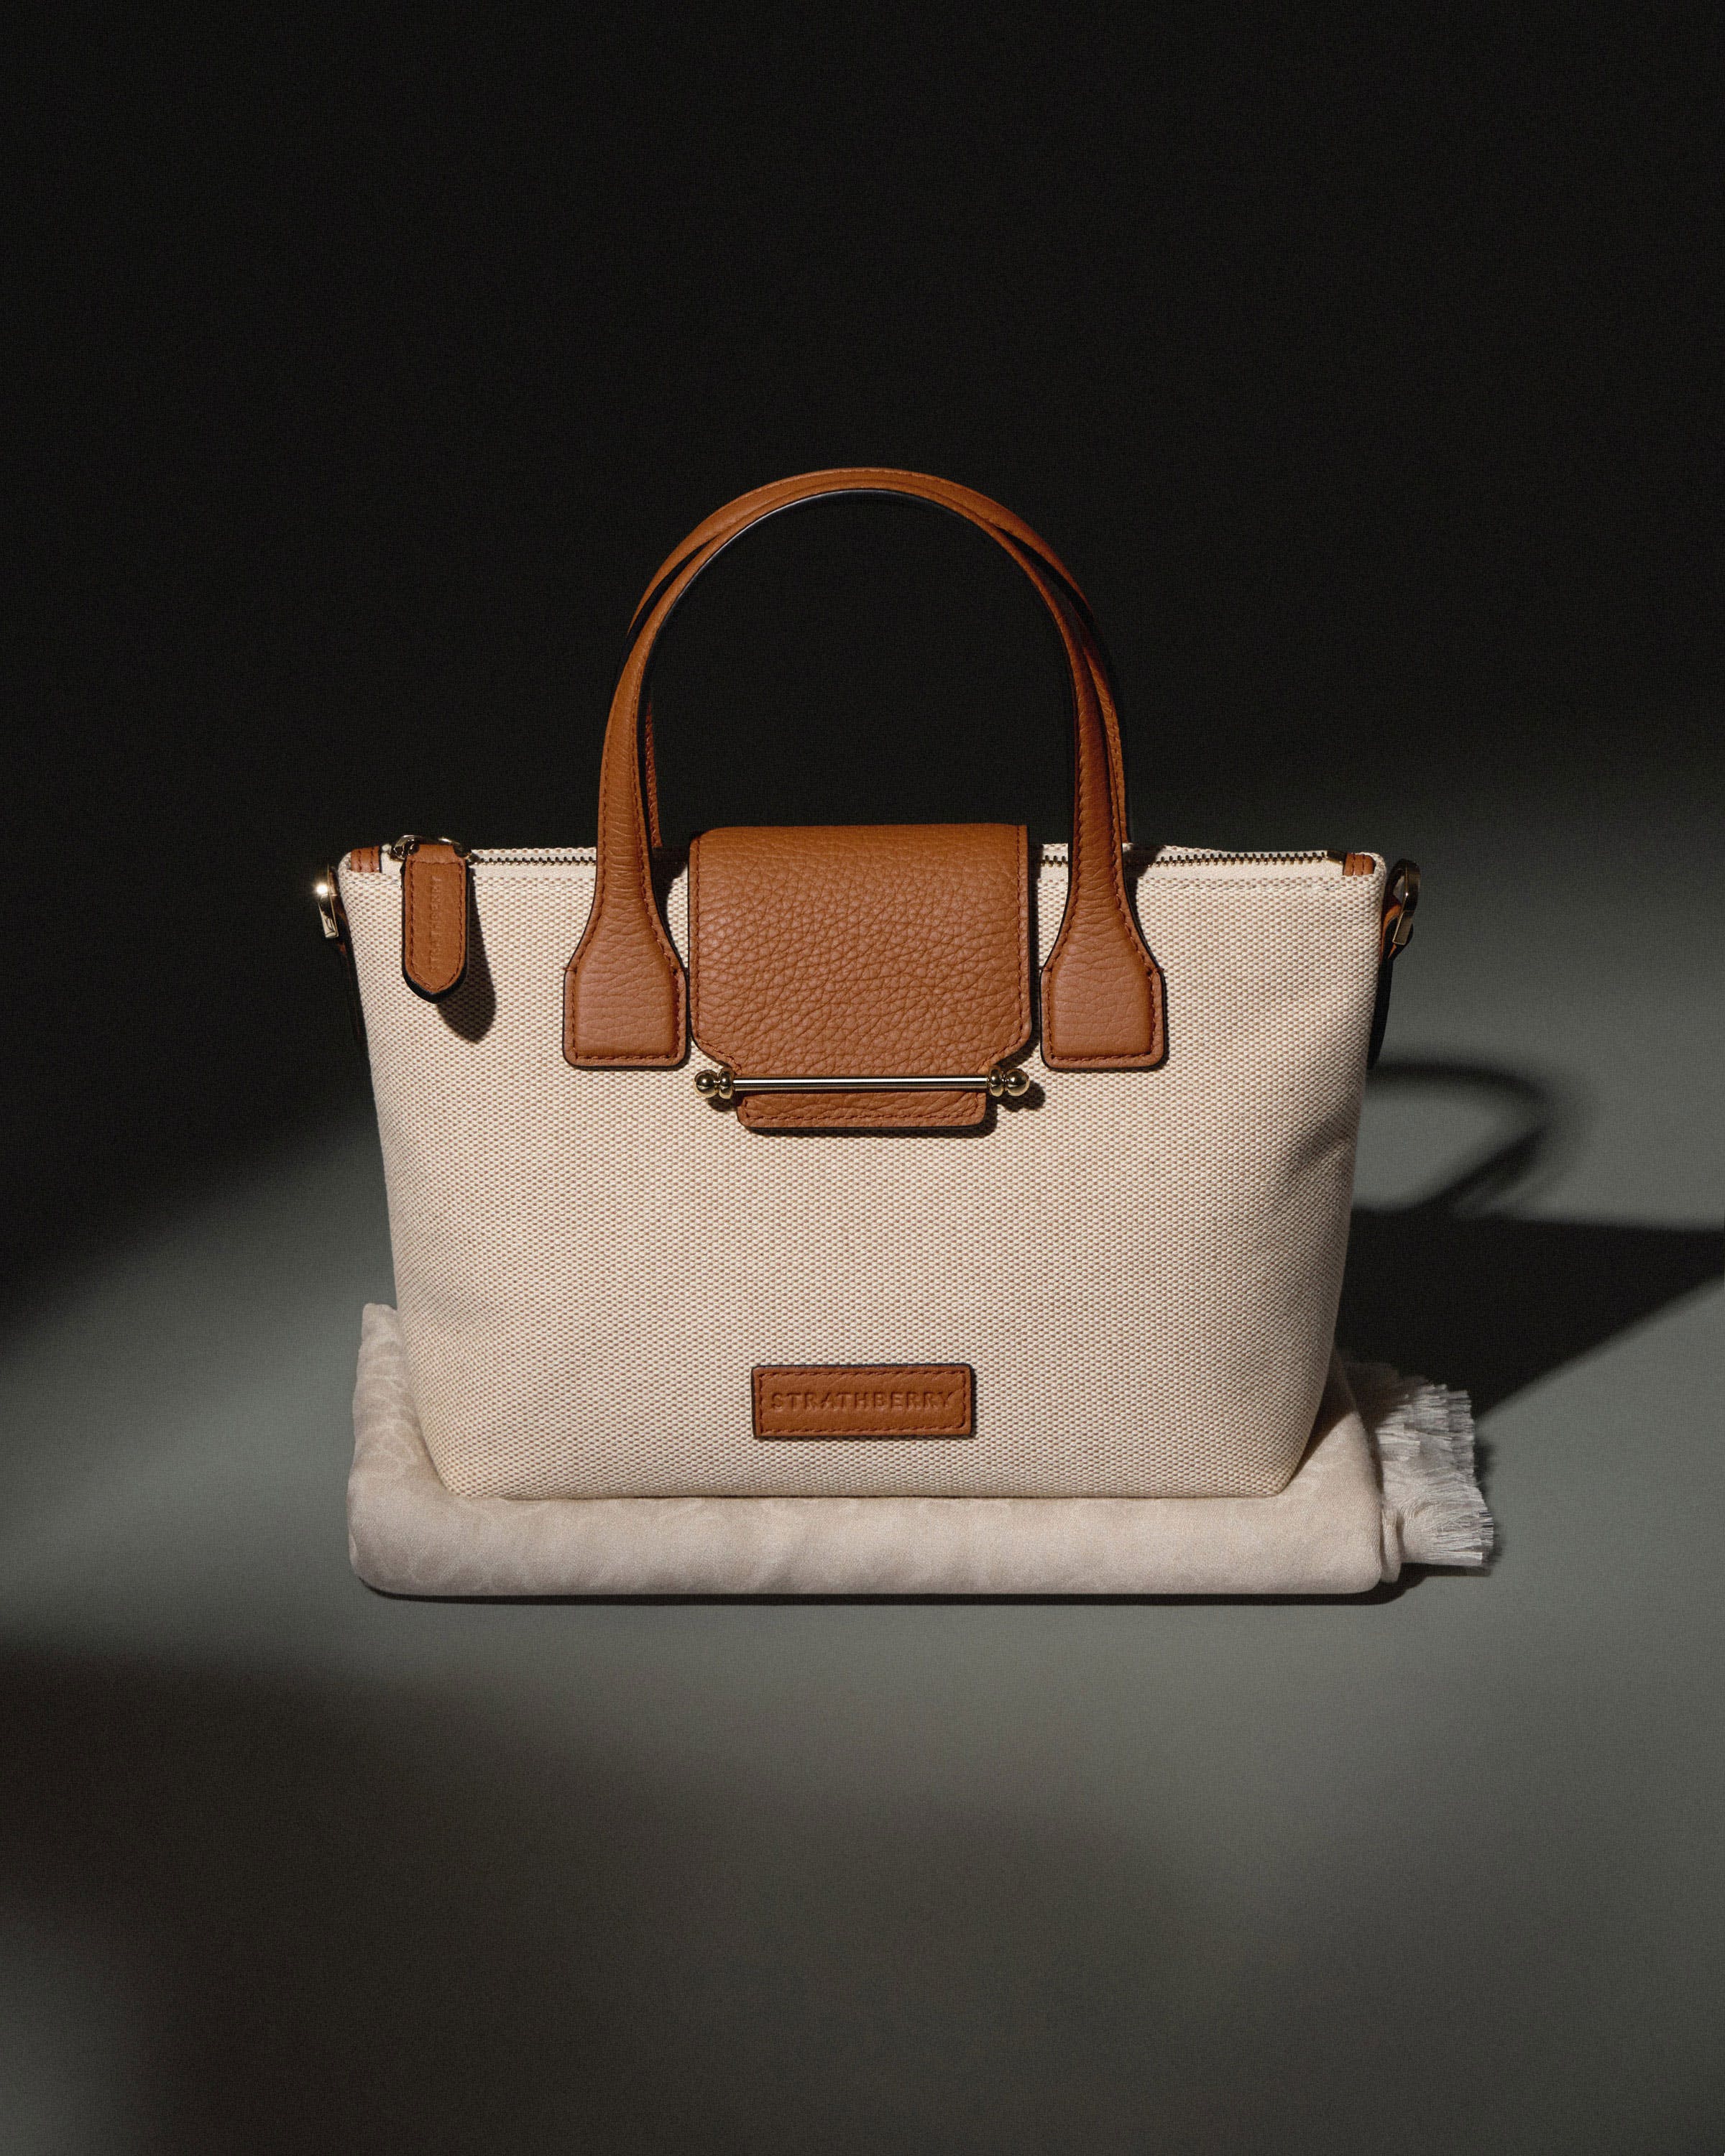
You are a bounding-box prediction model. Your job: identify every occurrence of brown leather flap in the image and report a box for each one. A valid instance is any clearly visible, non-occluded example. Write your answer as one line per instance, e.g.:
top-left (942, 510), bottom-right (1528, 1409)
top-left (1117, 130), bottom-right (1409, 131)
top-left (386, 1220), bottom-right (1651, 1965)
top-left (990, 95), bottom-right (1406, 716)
top-left (689, 824), bottom-right (1031, 1130)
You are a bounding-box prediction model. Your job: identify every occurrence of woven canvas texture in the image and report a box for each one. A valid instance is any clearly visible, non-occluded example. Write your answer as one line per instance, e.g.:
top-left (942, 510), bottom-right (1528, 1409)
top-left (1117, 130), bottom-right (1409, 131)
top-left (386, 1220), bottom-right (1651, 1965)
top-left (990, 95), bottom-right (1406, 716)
top-left (341, 847), bottom-right (1383, 1499)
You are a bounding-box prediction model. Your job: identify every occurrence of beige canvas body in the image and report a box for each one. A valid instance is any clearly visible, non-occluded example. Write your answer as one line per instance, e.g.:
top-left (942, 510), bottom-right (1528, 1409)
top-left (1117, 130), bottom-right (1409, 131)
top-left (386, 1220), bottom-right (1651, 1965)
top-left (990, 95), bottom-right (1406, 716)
top-left (339, 842), bottom-right (1383, 1500)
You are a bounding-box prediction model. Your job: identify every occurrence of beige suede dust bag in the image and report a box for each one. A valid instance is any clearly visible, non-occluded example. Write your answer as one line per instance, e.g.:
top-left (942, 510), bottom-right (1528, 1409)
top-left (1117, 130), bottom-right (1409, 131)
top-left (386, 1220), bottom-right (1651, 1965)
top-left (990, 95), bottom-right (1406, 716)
top-left (320, 469), bottom-right (1419, 1504)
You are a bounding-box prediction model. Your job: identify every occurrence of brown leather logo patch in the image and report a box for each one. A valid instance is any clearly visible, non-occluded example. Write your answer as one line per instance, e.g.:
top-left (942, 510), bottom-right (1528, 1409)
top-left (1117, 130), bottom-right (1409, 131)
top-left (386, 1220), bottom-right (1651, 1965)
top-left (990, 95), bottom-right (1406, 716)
top-left (753, 1365), bottom-right (974, 1439)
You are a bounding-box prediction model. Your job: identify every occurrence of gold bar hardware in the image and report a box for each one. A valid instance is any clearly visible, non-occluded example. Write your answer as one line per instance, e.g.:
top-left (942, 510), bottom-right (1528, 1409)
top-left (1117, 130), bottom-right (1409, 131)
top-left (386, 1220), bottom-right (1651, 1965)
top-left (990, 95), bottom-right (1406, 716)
top-left (695, 1062), bottom-right (1032, 1106)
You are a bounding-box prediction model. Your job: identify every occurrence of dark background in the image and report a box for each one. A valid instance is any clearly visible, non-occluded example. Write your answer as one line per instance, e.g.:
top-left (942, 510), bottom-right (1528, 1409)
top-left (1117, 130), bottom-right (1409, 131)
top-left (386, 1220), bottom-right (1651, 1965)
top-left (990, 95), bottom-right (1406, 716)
top-left (9, 6), bottom-right (1717, 1310)
top-left (6, 15), bottom-right (1724, 2155)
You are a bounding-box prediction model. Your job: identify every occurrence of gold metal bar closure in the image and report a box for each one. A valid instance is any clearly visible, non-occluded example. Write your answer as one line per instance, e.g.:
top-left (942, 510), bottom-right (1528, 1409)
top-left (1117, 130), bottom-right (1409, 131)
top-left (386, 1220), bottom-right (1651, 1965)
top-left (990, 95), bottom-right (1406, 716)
top-left (694, 1063), bottom-right (1031, 1105)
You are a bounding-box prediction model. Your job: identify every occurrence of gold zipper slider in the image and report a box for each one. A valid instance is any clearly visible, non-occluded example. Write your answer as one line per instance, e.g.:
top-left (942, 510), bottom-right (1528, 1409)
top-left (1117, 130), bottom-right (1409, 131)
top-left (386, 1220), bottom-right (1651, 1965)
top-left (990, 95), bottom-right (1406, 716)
top-left (387, 833), bottom-right (470, 863)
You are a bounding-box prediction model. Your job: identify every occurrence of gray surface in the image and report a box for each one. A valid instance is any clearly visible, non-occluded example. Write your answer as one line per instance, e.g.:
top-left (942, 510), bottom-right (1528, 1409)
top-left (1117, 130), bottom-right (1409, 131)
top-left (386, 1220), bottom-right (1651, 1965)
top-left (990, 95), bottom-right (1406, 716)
top-left (1, 794), bottom-right (1720, 2155)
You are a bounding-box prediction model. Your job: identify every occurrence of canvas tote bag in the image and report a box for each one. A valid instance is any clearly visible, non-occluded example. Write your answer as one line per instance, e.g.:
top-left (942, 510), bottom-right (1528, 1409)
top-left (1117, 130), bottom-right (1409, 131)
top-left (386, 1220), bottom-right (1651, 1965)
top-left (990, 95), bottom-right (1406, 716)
top-left (321, 469), bottom-right (1419, 1503)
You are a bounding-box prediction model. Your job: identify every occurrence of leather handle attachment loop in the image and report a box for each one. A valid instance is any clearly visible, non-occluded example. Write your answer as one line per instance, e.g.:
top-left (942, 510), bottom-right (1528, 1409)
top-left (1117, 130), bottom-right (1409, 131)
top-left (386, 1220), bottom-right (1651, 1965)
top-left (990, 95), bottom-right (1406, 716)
top-left (564, 468), bottom-right (1165, 1073)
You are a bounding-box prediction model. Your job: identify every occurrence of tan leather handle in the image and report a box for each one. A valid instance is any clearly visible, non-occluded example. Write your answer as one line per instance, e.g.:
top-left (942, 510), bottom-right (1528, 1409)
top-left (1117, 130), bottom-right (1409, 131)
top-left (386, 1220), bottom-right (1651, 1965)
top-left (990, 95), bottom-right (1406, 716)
top-left (627, 469), bottom-right (1129, 841)
top-left (564, 469), bottom-right (1165, 1072)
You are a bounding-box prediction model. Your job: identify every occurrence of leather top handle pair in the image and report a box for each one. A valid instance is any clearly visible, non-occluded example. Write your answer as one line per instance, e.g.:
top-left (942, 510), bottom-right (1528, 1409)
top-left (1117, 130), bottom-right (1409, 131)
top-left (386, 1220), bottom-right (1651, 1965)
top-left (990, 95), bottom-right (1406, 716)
top-left (564, 468), bottom-right (1166, 1072)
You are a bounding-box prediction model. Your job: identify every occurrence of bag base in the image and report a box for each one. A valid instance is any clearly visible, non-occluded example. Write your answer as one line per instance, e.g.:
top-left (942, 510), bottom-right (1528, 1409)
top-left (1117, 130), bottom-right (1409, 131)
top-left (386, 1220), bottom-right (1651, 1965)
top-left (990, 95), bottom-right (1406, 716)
top-left (347, 1305), bottom-right (1490, 1599)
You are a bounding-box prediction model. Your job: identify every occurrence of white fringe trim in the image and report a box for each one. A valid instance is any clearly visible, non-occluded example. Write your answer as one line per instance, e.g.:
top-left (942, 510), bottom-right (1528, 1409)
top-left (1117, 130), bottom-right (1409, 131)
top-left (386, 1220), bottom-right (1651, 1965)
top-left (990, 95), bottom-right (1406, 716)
top-left (1346, 1360), bottom-right (1495, 1570)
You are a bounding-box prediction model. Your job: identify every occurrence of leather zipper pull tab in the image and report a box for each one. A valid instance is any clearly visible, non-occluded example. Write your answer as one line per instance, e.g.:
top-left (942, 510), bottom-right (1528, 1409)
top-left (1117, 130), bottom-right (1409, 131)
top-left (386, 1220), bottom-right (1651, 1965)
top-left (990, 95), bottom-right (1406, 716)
top-left (392, 834), bottom-right (469, 1000)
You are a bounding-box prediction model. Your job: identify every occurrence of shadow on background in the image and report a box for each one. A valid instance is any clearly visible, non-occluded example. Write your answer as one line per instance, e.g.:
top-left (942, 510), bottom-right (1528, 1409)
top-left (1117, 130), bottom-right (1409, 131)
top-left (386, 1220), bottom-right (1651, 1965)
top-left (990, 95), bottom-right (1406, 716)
top-left (1340, 1059), bottom-right (1723, 1414)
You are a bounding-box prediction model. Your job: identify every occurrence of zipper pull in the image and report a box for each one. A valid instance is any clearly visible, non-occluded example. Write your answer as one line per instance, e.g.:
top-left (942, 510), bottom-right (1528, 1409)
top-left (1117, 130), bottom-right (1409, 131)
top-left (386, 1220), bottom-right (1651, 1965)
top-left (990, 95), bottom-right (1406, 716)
top-left (392, 835), bottom-right (470, 1000)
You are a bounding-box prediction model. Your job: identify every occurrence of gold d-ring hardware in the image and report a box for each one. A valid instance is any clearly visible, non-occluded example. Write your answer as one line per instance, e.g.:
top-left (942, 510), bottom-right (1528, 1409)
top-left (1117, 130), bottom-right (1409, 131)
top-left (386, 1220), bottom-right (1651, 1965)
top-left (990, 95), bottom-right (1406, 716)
top-left (313, 870), bottom-right (345, 941)
top-left (694, 1061), bottom-right (1032, 1106)
top-left (1382, 859), bottom-right (1421, 957)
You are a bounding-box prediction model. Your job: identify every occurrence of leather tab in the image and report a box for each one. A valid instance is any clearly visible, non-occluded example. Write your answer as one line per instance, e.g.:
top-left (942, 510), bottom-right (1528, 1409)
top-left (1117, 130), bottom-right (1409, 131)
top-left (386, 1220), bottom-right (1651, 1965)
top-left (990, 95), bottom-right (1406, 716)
top-left (401, 843), bottom-right (469, 1000)
top-left (1040, 899), bottom-right (1166, 1069)
top-left (690, 823), bottom-right (1030, 1130)
top-left (561, 898), bottom-right (686, 1064)
top-left (753, 1365), bottom-right (974, 1438)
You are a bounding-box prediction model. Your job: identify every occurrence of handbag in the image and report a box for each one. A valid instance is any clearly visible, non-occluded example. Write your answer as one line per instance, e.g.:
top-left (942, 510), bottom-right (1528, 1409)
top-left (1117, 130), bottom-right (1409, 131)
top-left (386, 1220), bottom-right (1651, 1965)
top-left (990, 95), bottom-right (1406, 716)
top-left (321, 469), bottom-right (1419, 1503)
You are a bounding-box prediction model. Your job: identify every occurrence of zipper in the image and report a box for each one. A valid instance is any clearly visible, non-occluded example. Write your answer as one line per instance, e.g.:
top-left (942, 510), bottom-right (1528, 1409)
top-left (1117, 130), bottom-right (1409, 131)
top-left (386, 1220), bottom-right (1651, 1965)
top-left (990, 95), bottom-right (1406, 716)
top-left (1146, 846), bottom-right (1363, 869)
top-left (1079, 844), bottom-right (1374, 877)
top-left (468, 845), bottom-right (596, 865)
top-left (350, 842), bottom-right (1368, 875)
top-left (341, 843), bottom-right (594, 873)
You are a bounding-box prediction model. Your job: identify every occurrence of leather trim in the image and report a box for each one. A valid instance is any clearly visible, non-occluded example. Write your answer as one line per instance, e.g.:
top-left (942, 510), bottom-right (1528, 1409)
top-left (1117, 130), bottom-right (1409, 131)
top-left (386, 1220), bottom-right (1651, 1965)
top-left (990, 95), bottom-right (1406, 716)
top-left (736, 1090), bottom-right (986, 1132)
top-left (401, 843), bottom-right (469, 1000)
top-left (561, 698), bottom-right (687, 1064)
top-left (689, 822), bottom-right (1029, 1133)
top-left (753, 1365), bottom-right (975, 1438)
top-left (1343, 852), bottom-right (1374, 876)
top-left (564, 470), bottom-right (1164, 1072)
top-left (347, 845), bottom-right (382, 874)
top-left (1036, 585), bottom-right (1165, 1070)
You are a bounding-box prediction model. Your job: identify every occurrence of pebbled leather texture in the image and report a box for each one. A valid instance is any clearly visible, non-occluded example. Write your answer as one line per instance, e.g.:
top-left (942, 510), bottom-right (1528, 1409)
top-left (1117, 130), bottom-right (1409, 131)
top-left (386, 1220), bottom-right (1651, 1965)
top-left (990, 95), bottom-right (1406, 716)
top-left (690, 822), bottom-right (1030, 1132)
top-left (1039, 906), bottom-right (1167, 1067)
top-left (563, 469), bottom-right (1164, 1074)
top-left (732, 1089), bottom-right (985, 1132)
top-left (401, 843), bottom-right (469, 1000)
top-left (562, 687), bottom-right (688, 1066)
top-left (753, 1365), bottom-right (975, 1439)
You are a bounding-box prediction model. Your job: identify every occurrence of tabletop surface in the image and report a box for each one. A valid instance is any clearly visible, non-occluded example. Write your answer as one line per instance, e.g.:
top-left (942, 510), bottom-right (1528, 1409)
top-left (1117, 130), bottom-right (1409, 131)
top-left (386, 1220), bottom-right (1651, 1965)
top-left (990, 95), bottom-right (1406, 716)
top-left (1, 781), bottom-right (1719, 2156)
